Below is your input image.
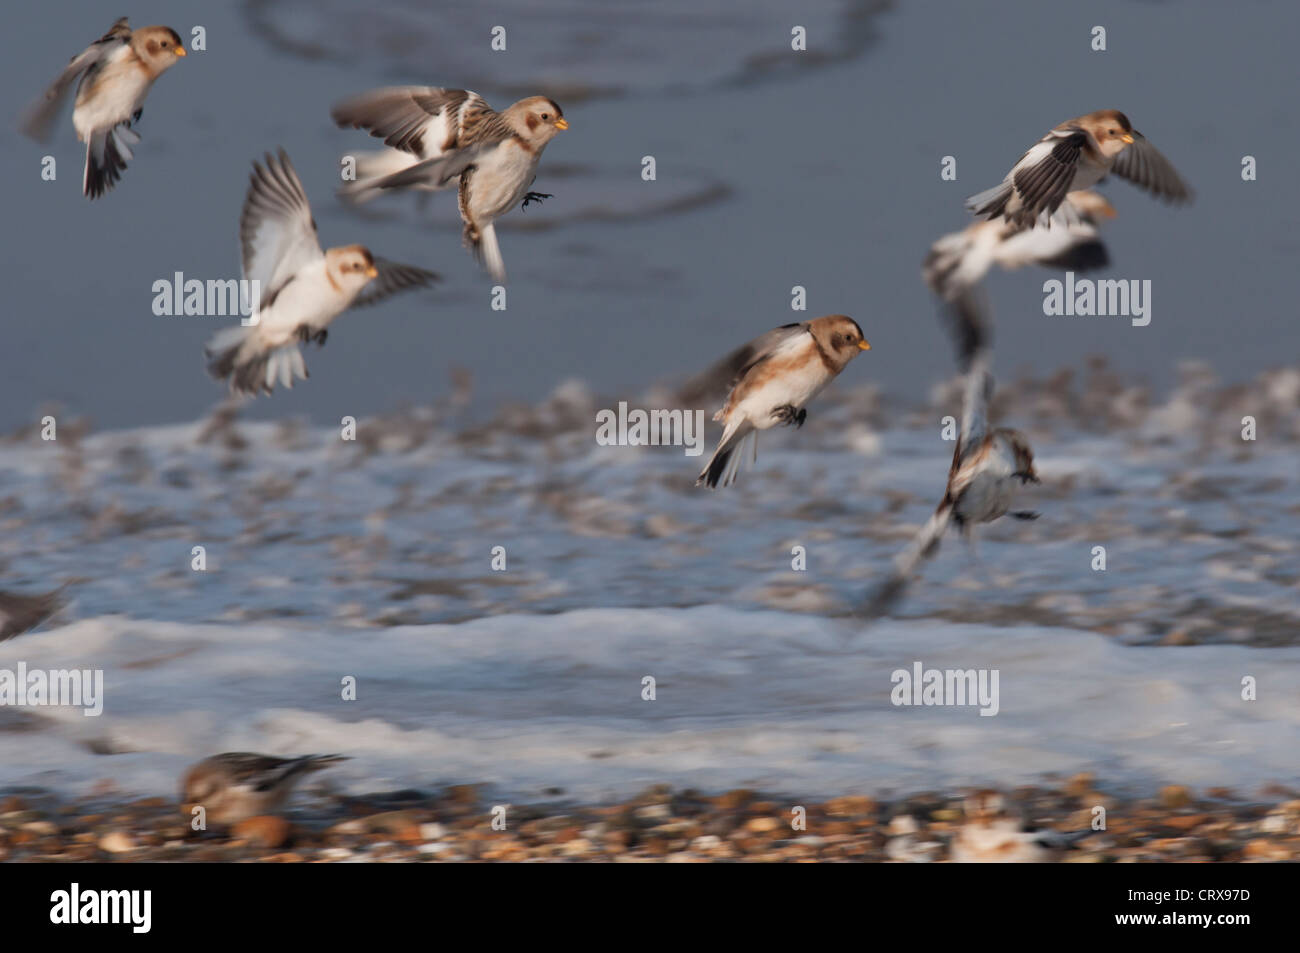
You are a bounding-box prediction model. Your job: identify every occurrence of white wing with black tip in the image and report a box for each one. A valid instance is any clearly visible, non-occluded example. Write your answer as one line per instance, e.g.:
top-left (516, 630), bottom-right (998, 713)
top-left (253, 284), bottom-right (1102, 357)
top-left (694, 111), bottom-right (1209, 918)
top-left (1007, 130), bottom-right (1086, 223)
top-left (20, 17), bottom-right (132, 142)
top-left (239, 149), bottom-right (324, 306)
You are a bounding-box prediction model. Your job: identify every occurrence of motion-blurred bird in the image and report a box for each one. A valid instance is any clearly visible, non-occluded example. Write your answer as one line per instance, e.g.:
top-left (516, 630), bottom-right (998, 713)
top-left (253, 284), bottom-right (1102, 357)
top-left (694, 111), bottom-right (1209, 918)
top-left (181, 752), bottom-right (348, 824)
top-left (926, 190), bottom-right (1113, 305)
top-left (20, 17), bottom-right (187, 199)
top-left (950, 790), bottom-right (1095, 863)
top-left (696, 315), bottom-right (870, 489)
top-left (204, 149), bottom-right (438, 396)
top-left (861, 306), bottom-right (1038, 617)
top-left (924, 190), bottom-right (1114, 366)
top-left (967, 109), bottom-right (1190, 228)
top-left (332, 86), bottom-right (567, 282)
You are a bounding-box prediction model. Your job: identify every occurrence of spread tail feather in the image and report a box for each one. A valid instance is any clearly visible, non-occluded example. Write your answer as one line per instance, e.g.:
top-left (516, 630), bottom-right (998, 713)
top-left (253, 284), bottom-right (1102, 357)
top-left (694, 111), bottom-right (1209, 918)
top-left (697, 430), bottom-right (753, 489)
top-left (468, 221), bottom-right (506, 283)
top-left (83, 124), bottom-right (139, 200)
top-left (205, 327), bottom-right (307, 397)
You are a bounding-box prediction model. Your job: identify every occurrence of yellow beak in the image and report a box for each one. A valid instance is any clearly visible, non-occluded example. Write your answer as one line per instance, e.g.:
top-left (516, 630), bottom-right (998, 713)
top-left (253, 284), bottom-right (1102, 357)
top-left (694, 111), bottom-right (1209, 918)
top-left (1120, 133), bottom-right (1134, 144)
top-left (174, 46), bottom-right (187, 57)
top-left (365, 266), bottom-right (379, 278)
top-left (554, 118), bottom-right (569, 130)
top-left (858, 340), bottom-right (871, 351)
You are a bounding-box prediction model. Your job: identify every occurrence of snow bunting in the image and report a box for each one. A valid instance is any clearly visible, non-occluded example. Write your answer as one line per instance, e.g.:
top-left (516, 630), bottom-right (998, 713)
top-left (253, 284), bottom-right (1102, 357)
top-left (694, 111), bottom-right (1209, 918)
top-left (696, 315), bottom-right (870, 489)
top-left (862, 314), bottom-right (1037, 616)
top-left (926, 190), bottom-right (1114, 305)
top-left (204, 149), bottom-right (439, 396)
top-left (331, 86), bottom-right (568, 282)
top-left (0, 587), bottom-right (65, 642)
top-left (925, 191), bottom-right (1114, 367)
top-left (20, 17), bottom-right (186, 199)
top-left (950, 791), bottom-right (1093, 863)
top-left (967, 110), bottom-right (1191, 227)
top-left (181, 752), bottom-right (348, 825)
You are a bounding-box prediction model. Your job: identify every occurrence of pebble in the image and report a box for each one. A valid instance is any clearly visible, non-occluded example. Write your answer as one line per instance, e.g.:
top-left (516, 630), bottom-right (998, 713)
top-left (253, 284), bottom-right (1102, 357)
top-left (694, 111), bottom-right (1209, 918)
top-left (98, 831), bottom-right (135, 853)
top-left (419, 822), bottom-right (447, 841)
top-left (232, 815), bottom-right (290, 849)
top-left (1258, 813), bottom-right (1291, 834)
top-left (888, 815), bottom-right (919, 835)
top-left (0, 780), bottom-right (1294, 863)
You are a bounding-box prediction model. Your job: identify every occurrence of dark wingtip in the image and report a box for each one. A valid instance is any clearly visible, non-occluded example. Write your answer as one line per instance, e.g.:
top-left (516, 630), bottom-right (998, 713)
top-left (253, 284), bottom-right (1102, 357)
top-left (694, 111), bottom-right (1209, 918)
top-left (697, 447), bottom-right (732, 489)
top-left (1042, 239), bottom-right (1110, 273)
top-left (0, 587), bottom-right (67, 642)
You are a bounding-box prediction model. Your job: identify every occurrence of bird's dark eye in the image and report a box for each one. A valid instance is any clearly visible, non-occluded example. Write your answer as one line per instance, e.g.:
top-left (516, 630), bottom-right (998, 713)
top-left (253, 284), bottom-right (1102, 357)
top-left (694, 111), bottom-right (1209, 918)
top-left (541, 113), bottom-right (550, 121)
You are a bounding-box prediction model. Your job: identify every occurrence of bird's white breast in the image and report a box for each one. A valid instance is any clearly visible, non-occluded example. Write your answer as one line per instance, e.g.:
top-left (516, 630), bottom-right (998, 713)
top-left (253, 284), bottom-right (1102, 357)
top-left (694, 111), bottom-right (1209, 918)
top-left (73, 49), bottom-right (152, 137)
top-left (468, 139), bottom-right (541, 219)
top-left (252, 260), bottom-right (350, 344)
top-left (736, 354), bottom-right (830, 430)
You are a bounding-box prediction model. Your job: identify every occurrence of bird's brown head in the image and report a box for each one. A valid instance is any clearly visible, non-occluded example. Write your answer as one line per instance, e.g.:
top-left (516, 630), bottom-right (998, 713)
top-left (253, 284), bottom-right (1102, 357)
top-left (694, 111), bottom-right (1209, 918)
top-left (1082, 109), bottom-right (1136, 154)
top-left (809, 314), bottom-right (871, 368)
top-left (512, 97), bottom-right (568, 144)
top-left (326, 244), bottom-right (379, 293)
top-left (134, 26), bottom-right (187, 72)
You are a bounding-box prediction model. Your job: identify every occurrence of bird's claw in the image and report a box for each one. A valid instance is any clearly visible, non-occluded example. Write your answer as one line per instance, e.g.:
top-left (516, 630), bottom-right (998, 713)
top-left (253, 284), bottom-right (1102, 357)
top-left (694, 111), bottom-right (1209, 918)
top-left (1011, 510), bottom-right (1040, 521)
top-left (771, 404), bottom-right (807, 428)
top-left (521, 191), bottom-right (552, 210)
top-left (1014, 470), bottom-right (1040, 485)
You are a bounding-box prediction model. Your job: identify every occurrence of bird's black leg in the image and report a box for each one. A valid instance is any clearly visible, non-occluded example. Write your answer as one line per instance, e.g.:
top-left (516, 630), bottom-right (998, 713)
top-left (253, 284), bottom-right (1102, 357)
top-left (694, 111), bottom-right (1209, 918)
top-left (1011, 511), bottom-right (1040, 521)
top-left (312, 329), bottom-right (328, 346)
top-left (521, 191), bottom-right (552, 210)
top-left (131, 108), bottom-right (143, 125)
top-left (771, 404), bottom-right (806, 428)
top-left (296, 325), bottom-right (312, 343)
top-left (1013, 470), bottom-right (1040, 485)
